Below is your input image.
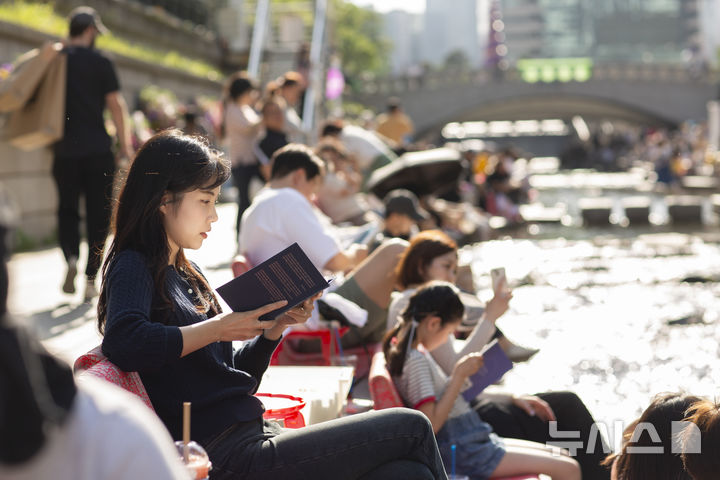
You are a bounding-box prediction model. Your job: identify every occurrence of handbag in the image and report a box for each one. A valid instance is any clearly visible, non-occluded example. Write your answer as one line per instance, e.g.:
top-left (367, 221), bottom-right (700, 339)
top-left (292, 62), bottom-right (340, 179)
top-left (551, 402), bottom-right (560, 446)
top-left (6, 53), bottom-right (67, 151)
top-left (0, 43), bottom-right (61, 113)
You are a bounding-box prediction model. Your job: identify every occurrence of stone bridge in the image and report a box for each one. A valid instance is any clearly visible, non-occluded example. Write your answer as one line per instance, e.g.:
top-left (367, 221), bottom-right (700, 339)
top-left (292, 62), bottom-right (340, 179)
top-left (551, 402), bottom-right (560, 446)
top-left (347, 64), bottom-right (720, 137)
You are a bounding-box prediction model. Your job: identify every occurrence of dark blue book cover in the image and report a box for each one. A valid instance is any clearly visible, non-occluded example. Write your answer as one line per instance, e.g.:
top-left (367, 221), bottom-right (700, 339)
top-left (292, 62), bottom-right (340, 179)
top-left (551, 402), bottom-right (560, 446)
top-left (461, 339), bottom-right (513, 402)
top-left (216, 243), bottom-right (330, 321)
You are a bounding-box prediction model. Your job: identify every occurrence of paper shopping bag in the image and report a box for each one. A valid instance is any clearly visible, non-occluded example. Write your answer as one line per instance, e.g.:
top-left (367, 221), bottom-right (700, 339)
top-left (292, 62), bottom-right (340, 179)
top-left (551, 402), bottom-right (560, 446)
top-left (0, 43), bottom-right (61, 113)
top-left (6, 53), bottom-right (66, 151)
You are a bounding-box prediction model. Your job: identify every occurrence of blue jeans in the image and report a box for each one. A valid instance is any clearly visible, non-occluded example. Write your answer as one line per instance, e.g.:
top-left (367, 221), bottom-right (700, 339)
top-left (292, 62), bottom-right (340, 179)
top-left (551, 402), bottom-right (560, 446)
top-left (204, 408), bottom-right (447, 480)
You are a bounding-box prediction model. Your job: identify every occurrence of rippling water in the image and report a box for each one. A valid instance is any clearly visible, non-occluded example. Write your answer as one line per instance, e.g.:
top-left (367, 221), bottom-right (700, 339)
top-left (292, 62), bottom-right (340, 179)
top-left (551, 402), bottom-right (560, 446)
top-left (464, 170), bottom-right (720, 443)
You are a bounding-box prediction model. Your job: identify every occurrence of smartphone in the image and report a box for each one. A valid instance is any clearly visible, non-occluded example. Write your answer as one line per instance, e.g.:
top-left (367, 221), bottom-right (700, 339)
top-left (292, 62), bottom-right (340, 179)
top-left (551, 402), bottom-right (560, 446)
top-left (490, 267), bottom-right (506, 293)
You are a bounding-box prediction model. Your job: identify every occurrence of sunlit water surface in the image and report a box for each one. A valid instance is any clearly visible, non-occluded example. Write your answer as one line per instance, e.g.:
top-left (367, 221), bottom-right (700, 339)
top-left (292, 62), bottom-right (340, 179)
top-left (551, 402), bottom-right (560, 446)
top-left (465, 169), bottom-right (720, 444)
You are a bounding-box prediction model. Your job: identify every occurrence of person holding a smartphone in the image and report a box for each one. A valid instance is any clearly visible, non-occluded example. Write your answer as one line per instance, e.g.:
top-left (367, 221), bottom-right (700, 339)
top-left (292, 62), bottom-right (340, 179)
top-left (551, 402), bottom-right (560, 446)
top-left (98, 131), bottom-right (448, 480)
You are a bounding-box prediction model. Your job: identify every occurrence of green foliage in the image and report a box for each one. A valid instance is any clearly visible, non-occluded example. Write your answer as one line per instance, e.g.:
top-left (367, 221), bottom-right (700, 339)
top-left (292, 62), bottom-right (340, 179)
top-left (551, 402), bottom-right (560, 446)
top-left (0, 1), bottom-right (222, 80)
top-left (444, 49), bottom-right (470, 71)
top-left (330, 0), bottom-right (390, 79)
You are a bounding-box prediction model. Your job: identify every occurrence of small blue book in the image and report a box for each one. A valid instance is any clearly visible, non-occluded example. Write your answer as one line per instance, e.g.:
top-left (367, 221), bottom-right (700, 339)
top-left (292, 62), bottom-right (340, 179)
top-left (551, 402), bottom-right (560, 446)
top-left (461, 339), bottom-right (513, 402)
top-left (216, 243), bottom-right (331, 321)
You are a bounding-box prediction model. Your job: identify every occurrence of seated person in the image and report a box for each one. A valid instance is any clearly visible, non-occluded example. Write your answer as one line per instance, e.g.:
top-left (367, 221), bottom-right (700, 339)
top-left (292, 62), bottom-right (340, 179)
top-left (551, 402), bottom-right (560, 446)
top-left (99, 131), bottom-right (447, 479)
top-left (604, 393), bottom-right (701, 480)
top-left (321, 121), bottom-right (397, 186)
top-left (240, 143), bottom-right (407, 349)
top-left (315, 139), bottom-right (375, 226)
top-left (368, 189), bottom-right (428, 252)
top-left (384, 282), bottom-right (581, 480)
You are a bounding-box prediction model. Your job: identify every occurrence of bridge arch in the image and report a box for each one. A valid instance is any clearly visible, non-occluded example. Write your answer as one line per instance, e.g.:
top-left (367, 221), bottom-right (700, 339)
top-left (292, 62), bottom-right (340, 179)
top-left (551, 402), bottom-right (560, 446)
top-left (347, 65), bottom-right (719, 138)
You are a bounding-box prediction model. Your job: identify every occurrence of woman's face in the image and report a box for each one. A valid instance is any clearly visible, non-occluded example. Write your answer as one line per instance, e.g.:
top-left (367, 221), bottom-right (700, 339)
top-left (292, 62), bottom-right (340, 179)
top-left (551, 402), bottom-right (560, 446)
top-left (422, 251), bottom-right (458, 284)
top-left (161, 186), bottom-right (220, 258)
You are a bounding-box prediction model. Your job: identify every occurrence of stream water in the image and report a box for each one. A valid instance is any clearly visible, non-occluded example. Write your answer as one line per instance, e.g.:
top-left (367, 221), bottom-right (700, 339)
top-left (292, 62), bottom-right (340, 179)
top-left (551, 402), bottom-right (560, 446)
top-left (463, 167), bottom-right (720, 449)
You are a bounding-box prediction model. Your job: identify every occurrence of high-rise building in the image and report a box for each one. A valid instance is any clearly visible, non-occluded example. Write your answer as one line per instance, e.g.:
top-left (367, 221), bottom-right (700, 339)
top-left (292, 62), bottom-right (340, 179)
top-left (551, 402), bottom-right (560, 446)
top-left (421, 0), bottom-right (483, 67)
top-left (500, 0), bottom-right (703, 63)
top-left (384, 10), bottom-right (422, 74)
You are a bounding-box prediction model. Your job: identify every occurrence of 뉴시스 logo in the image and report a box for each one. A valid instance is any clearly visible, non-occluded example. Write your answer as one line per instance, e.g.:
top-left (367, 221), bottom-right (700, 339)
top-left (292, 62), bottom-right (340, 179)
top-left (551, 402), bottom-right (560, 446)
top-left (546, 420), bottom-right (702, 455)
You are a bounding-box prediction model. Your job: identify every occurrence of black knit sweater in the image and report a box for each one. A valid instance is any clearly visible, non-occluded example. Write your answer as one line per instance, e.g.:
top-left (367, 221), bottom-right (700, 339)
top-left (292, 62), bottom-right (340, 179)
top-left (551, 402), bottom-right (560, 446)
top-left (101, 250), bottom-right (280, 443)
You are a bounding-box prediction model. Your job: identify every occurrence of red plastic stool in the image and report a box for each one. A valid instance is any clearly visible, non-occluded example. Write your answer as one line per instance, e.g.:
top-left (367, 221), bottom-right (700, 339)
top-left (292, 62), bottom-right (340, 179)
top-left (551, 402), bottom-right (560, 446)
top-left (256, 393), bottom-right (306, 428)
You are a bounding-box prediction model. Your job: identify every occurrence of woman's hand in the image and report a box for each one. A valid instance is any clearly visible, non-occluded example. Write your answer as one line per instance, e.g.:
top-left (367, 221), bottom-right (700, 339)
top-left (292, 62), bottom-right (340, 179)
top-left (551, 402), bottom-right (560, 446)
top-left (485, 279), bottom-right (512, 322)
top-left (262, 294), bottom-right (319, 340)
top-left (214, 300), bottom-right (288, 342)
top-left (452, 352), bottom-right (484, 380)
top-left (511, 394), bottom-right (556, 422)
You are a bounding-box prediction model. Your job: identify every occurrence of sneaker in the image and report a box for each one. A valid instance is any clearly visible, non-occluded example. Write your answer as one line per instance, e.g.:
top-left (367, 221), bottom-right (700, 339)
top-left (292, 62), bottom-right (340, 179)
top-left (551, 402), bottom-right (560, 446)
top-left (498, 336), bottom-right (540, 363)
top-left (504, 343), bottom-right (540, 363)
top-left (62, 264), bottom-right (77, 294)
top-left (83, 279), bottom-right (98, 302)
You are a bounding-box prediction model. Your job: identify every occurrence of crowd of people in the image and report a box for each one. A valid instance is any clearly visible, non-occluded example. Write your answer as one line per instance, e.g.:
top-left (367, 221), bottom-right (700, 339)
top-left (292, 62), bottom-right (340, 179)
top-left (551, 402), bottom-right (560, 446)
top-left (3, 6), bottom-right (720, 480)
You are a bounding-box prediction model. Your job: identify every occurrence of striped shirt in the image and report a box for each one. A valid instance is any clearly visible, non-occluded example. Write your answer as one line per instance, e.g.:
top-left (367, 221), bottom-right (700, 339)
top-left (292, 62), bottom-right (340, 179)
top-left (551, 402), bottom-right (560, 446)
top-left (394, 349), bottom-right (472, 418)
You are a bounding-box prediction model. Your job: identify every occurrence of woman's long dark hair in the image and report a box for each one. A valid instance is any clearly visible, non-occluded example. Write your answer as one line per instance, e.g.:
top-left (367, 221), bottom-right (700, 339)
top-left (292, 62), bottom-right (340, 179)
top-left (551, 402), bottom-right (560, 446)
top-left (395, 230), bottom-right (457, 290)
top-left (383, 281), bottom-right (464, 377)
top-left (97, 130), bottom-right (231, 334)
top-left (603, 393), bottom-right (701, 480)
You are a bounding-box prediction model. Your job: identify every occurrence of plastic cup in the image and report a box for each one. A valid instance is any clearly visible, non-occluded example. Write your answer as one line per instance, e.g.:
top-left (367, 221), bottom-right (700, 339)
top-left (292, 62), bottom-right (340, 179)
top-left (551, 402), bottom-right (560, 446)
top-left (174, 440), bottom-right (211, 480)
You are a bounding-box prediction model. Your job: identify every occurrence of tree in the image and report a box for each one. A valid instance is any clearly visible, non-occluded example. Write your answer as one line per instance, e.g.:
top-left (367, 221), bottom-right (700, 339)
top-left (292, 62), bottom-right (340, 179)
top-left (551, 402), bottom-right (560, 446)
top-left (444, 49), bottom-right (470, 72)
top-left (329, 0), bottom-right (390, 81)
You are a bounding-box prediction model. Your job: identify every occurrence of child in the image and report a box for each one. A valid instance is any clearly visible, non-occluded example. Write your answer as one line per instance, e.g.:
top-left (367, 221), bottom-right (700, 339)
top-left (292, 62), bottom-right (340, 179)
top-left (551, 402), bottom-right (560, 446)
top-left (384, 281), bottom-right (581, 480)
top-left (97, 130), bottom-right (448, 480)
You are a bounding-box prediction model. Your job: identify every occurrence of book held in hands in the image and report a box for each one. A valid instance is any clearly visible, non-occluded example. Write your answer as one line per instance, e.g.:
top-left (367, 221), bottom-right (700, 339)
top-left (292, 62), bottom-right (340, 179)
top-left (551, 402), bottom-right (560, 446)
top-left (216, 243), bottom-right (331, 321)
top-left (461, 339), bottom-right (513, 402)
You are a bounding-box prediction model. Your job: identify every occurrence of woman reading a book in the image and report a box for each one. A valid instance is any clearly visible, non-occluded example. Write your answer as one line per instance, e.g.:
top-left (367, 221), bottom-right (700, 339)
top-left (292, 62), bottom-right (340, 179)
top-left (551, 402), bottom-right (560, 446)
top-left (389, 230), bottom-right (611, 480)
top-left (384, 282), bottom-right (581, 479)
top-left (97, 130), bottom-right (447, 480)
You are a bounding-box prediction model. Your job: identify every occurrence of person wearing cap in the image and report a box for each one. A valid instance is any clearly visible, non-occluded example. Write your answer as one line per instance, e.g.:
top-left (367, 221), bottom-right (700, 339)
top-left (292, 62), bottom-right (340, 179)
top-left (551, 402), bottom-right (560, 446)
top-left (368, 189), bottom-right (428, 253)
top-left (54, 6), bottom-right (133, 301)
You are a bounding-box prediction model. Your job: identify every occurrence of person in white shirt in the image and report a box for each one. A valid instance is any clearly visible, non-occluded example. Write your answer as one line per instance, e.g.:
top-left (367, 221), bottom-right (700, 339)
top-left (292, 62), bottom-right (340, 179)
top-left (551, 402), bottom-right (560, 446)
top-left (240, 144), bottom-right (407, 349)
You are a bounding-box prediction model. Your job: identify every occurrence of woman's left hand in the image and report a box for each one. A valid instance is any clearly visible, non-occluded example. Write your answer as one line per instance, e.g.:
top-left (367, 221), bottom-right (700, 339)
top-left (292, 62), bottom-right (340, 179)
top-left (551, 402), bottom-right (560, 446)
top-left (511, 394), bottom-right (556, 422)
top-left (262, 294), bottom-right (321, 340)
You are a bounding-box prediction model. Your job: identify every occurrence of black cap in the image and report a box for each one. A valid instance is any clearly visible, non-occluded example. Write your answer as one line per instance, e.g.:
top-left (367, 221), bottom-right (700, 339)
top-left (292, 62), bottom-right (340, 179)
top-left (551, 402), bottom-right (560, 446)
top-left (383, 189), bottom-right (428, 221)
top-left (69, 6), bottom-right (109, 35)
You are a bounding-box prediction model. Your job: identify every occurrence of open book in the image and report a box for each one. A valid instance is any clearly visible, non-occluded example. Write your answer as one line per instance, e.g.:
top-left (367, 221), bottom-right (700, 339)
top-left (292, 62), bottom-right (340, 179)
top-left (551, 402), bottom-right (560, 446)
top-left (216, 243), bottom-right (331, 321)
top-left (461, 339), bottom-right (513, 402)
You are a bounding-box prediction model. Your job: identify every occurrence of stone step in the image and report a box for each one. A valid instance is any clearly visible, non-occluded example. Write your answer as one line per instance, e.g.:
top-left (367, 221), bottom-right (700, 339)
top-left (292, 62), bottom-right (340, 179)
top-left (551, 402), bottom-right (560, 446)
top-left (666, 195), bottom-right (703, 223)
top-left (681, 176), bottom-right (720, 193)
top-left (579, 198), bottom-right (613, 226)
top-left (621, 196), bottom-right (652, 224)
top-left (519, 203), bottom-right (566, 224)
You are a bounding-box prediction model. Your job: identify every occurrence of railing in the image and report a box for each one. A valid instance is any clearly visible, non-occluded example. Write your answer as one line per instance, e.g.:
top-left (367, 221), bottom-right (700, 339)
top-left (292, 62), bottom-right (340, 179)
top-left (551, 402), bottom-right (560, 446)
top-left (350, 63), bottom-right (720, 96)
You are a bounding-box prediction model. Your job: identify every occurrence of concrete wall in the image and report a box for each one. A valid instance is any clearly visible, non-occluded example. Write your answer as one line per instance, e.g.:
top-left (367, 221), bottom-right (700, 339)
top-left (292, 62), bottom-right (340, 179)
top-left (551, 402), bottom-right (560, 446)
top-left (0, 22), bottom-right (222, 247)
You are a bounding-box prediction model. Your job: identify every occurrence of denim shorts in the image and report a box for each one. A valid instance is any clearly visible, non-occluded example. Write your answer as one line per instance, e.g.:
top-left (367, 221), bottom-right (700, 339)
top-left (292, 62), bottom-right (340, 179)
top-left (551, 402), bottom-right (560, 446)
top-left (436, 411), bottom-right (506, 480)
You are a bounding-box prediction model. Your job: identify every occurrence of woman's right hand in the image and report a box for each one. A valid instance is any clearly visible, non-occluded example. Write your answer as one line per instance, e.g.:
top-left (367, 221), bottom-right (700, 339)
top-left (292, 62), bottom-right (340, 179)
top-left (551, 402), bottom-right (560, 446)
top-left (452, 352), bottom-right (484, 380)
top-left (485, 279), bottom-right (512, 322)
top-left (214, 300), bottom-right (287, 341)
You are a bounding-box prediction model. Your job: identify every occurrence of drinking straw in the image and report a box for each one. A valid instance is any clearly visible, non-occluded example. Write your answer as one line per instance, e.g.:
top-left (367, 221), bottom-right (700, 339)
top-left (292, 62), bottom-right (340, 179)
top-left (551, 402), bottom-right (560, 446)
top-left (183, 402), bottom-right (191, 462)
top-left (451, 444), bottom-right (456, 477)
top-left (332, 324), bottom-right (346, 363)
